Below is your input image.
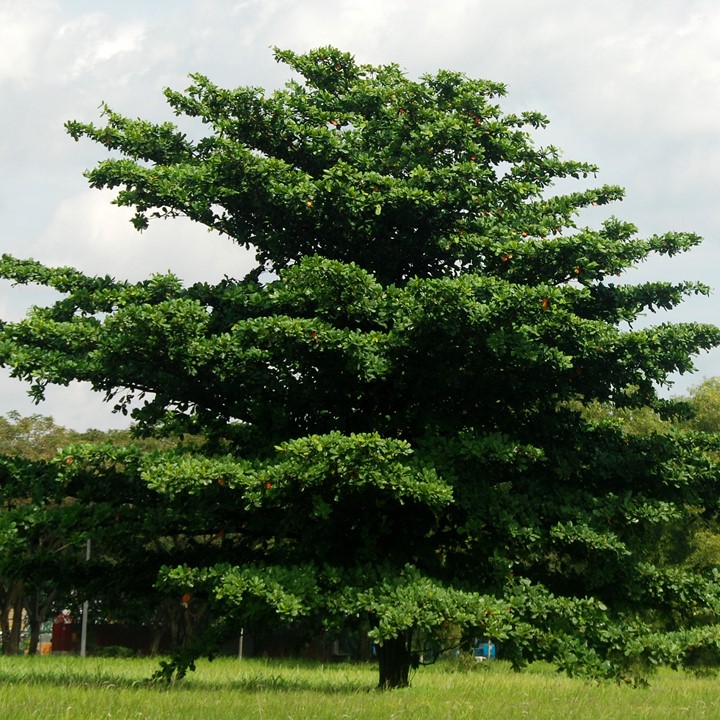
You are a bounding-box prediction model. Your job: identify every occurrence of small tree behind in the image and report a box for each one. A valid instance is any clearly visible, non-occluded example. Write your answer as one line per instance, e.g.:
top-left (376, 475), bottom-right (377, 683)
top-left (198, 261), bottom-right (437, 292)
top-left (0, 414), bottom-right (194, 655)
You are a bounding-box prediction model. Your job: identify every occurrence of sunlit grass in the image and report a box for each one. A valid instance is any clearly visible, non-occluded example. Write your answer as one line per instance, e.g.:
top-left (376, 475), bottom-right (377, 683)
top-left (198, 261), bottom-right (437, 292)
top-left (0, 655), bottom-right (718, 719)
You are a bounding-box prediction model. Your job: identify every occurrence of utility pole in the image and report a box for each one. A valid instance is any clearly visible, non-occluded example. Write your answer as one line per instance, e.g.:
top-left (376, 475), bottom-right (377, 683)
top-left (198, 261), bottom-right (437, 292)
top-left (80, 538), bottom-right (91, 657)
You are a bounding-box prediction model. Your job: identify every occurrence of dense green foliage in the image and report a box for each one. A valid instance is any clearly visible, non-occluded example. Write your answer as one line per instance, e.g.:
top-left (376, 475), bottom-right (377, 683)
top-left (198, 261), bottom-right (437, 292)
top-left (683, 377), bottom-right (720, 433)
top-left (2, 47), bottom-right (720, 686)
top-left (0, 415), bottom-right (194, 656)
top-left (0, 413), bottom-right (121, 655)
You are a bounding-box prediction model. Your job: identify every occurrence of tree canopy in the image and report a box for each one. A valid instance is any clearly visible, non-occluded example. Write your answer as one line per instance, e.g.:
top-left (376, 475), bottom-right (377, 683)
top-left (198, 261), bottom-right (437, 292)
top-left (2, 47), bottom-right (720, 687)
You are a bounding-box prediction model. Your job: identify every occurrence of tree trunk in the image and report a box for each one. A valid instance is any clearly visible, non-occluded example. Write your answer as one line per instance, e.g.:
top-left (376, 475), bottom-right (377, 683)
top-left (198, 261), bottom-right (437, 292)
top-left (26, 587), bottom-right (57, 656)
top-left (0, 582), bottom-right (23, 655)
top-left (26, 595), bottom-right (39, 656)
top-left (0, 602), bottom-right (9, 655)
top-left (8, 595), bottom-right (23, 654)
top-left (377, 632), bottom-right (412, 689)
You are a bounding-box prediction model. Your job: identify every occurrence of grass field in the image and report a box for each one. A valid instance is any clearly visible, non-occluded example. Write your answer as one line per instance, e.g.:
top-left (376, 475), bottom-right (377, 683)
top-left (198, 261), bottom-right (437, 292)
top-left (0, 655), bottom-right (718, 720)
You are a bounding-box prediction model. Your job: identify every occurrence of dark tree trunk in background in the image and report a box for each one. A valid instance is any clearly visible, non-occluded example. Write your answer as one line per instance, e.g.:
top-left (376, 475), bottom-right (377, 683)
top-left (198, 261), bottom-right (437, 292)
top-left (377, 632), bottom-right (413, 689)
top-left (0, 583), bottom-right (24, 655)
top-left (26, 594), bottom-right (40, 656)
top-left (26, 587), bottom-right (57, 655)
top-left (8, 595), bottom-right (23, 654)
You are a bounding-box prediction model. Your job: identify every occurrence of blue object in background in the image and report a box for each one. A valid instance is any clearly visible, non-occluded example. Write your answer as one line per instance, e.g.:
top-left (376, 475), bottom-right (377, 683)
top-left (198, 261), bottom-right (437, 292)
top-left (473, 641), bottom-right (496, 660)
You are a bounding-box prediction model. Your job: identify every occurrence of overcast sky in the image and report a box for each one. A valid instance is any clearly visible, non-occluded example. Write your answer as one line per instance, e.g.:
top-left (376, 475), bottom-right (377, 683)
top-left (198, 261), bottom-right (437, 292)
top-left (2, 0), bottom-right (720, 429)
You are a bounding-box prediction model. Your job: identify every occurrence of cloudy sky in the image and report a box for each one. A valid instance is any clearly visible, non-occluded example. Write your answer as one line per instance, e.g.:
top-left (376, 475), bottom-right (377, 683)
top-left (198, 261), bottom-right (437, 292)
top-left (1, 0), bottom-right (720, 429)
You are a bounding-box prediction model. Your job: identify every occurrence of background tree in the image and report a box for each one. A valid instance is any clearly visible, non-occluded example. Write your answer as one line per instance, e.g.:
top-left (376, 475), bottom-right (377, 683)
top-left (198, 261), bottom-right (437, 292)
top-left (0, 413), bottom-right (95, 654)
top-left (0, 411), bottom-right (83, 461)
top-left (0, 414), bottom-right (190, 655)
top-left (666, 379), bottom-right (720, 592)
top-left (679, 377), bottom-right (720, 434)
top-left (53, 440), bottom-right (214, 654)
top-left (2, 47), bottom-right (720, 686)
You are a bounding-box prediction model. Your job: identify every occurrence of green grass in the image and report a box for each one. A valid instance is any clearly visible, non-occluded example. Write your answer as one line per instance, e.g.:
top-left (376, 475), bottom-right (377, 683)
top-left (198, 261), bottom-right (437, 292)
top-left (0, 655), bottom-right (718, 719)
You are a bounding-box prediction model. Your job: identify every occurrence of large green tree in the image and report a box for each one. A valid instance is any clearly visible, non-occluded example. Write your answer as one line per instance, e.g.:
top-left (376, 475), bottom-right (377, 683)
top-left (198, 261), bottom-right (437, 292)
top-left (2, 47), bottom-right (720, 687)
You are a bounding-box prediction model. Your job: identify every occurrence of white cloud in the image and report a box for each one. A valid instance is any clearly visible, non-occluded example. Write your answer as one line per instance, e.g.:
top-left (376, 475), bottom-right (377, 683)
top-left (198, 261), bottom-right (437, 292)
top-left (33, 189), bottom-right (256, 286)
top-left (56, 15), bottom-right (146, 83)
top-left (0, 0), bottom-right (58, 84)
